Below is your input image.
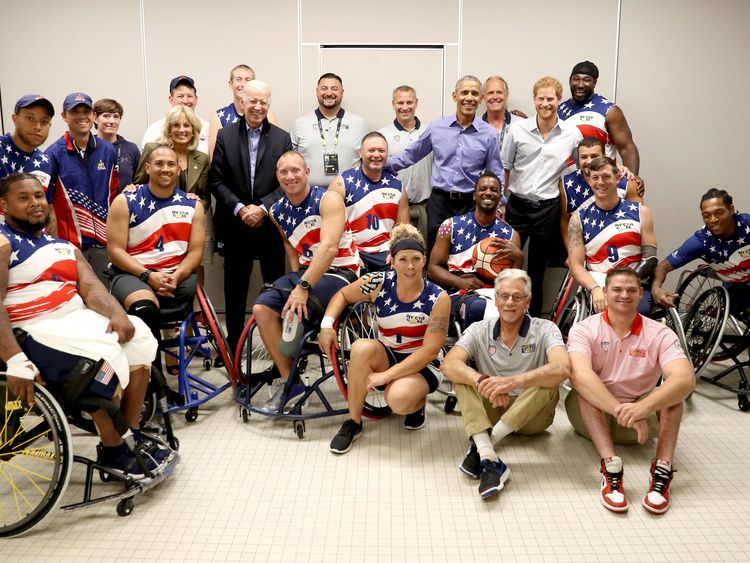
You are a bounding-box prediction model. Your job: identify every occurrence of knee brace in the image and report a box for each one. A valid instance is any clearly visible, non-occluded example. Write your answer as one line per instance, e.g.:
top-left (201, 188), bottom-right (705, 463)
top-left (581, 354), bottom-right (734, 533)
top-left (128, 300), bottom-right (160, 339)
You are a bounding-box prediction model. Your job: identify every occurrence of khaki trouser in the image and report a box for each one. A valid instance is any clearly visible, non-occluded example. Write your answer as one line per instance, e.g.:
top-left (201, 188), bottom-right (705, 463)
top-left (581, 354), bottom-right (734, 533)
top-left (409, 201), bottom-right (428, 242)
top-left (565, 389), bottom-right (660, 445)
top-left (454, 383), bottom-right (559, 439)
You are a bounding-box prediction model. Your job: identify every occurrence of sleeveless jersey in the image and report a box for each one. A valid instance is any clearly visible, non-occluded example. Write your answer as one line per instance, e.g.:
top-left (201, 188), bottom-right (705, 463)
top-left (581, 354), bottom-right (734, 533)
top-left (270, 185), bottom-right (359, 272)
top-left (439, 212), bottom-right (515, 274)
top-left (124, 184), bottom-right (196, 273)
top-left (216, 102), bottom-right (241, 128)
top-left (0, 223), bottom-right (83, 325)
top-left (562, 169), bottom-right (628, 214)
top-left (579, 199), bottom-right (642, 274)
top-left (371, 269), bottom-right (444, 352)
top-left (558, 94), bottom-right (616, 160)
top-left (341, 166), bottom-right (403, 254)
top-left (667, 213), bottom-right (750, 283)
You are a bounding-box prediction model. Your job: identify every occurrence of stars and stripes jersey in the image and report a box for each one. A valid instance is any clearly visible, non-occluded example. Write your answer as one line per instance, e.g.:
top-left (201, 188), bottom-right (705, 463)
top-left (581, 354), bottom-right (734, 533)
top-left (578, 199), bottom-right (642, 275)
top-left (562, 169), bottom-right (628, 214)
top-left (216, 102), bottom-right (241, 128)
top-left (42, 132), bottom-right (118, 250)
top-left (341, 166), bottom-right (403, 254)
top-left (439, 212), bottom-right (515, 275)
top-left (269, 185), bottom-right (359, 272)
top-left (0, 134), bottom-right (51, 223)
top-left (666, 213), bottom-right (750, 283)
top-left (0, 223), bottom-right (84, 325)
top-left (558, 94), bottom-right (617, 161)
top-left (124, 184), bottom-right (196, 273)
top-left (371, 269), bottom-right (445, 352)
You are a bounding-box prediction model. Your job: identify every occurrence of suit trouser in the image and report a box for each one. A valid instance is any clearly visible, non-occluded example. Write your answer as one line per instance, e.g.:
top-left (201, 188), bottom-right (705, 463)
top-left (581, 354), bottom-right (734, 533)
top-left (426, 189), bottom-right (474, 253)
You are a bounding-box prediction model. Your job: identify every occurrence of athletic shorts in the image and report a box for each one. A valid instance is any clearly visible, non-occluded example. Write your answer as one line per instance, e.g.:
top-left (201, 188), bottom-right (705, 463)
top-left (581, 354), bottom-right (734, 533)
top-left (360, 251), bottom-right (389, 274)
top-left (382, 343), bottom-right (442, 393)
top-left (109, 269), bottom-right (198, 310)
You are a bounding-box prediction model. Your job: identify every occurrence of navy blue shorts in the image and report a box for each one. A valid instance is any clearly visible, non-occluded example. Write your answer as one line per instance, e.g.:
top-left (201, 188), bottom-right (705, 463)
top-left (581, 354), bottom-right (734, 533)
top-left (360, 251), bottom-right (389, 274)
top-left (382, 343), bottom-right (441, 393)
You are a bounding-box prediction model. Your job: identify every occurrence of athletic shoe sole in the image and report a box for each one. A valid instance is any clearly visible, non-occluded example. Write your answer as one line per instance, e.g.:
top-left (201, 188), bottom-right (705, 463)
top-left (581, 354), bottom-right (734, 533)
top-left (642, 498), bottom-right (669, 514)
top-left (600, 496), bottom-right (629, 512)
top-left (458, 463), bottom-right (480, 479)
top-left (480, 468), bottom-right (511, 499)
top-left (329, 429), bottom-right (363, 454)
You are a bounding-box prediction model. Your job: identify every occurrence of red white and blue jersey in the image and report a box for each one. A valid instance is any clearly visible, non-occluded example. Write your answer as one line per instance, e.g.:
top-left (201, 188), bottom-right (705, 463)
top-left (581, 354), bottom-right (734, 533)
top-left (216, 102), bottom-right (241, 128)
top-left (270, 185), bottom-right (359, 272)
top-left (579, 199), bottom-right (642, 274)
top-left (439, 212), bottom-right (515, 275)
top-left (0, 223), bottom-right (83, 325)
top-left (562, 169), bottom-right (628, 214)
top-left (372, 269), bottom-right (444, 352)
top-left (0, 133), bottom-right (51, 188)
top-left (558, 94), bottom-right (616, 160)
top-left (42, 132), bottom-right (118, 250)
top-left (341, 166), bottom-right (403, 254)
top-left (124, 184), bottom-right (196, 273)
top-left (667, 213), bottom-right (750, 283)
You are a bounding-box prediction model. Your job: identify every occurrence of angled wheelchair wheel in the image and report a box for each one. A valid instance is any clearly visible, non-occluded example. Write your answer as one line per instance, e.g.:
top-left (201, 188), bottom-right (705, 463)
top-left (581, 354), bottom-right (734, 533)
top-left (683, 286), bottom-right (730, 376)
top-left (674, 266), bottom-right (721, 322)
top-left (548, 272), bottom-right (575, 323)
top-left (556, 293), bottom-right (580, 342)
top-left (332, 301), bottom-right (391, 419)
top-left (709, 314), bottom-right (749, 363)
top-left (0, 378), bottom-right (73, 538)
top-left (196, 285), bottom-right (236, 382)
top-left (236, 317), bottom-right (278, 386)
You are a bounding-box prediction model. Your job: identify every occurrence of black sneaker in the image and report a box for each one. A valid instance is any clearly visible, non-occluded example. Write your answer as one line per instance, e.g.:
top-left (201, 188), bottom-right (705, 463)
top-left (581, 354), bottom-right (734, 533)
top-left (459, 442), bottom-right (481, 479)
top-left (478, 459), bottom-right (511, 499)
top-left (132, 428), bottom-right (174, 464)
top-left (329, 419), bottom-right (363, 454)
top-left (97, 442), bottom-right (157, 479)
top-left (404, 405), bottom-right (426, 430)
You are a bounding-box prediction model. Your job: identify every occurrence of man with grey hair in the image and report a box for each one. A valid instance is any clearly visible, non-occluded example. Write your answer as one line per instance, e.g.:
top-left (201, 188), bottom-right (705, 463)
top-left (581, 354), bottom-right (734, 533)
top-left (441, 268), bottom-right (570, 500)
top-left (481, 75), bottom-right (526, 155)
top-left (386, 75), bottom-right (503, 250)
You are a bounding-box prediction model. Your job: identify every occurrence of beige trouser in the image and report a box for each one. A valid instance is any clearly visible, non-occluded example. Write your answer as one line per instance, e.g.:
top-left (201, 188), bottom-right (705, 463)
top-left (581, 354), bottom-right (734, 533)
top-left (565, 389), bottom-right (660, 445)
top-left (454, 383), bottom-right (559, 439)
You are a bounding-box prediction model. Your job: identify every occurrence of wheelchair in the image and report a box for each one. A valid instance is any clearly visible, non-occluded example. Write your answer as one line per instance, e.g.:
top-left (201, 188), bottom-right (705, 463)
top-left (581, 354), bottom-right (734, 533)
top-left (672, 266), bottom-right (750, 411)
top-left (0, 374), bottom-right (179, 537)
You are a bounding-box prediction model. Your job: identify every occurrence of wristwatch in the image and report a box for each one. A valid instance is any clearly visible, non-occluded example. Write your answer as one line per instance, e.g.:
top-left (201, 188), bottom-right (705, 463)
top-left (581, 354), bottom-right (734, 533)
top-left (139, 270), bottom-right (154, 283)
top-left (298, 279), bottom-right (312, 291)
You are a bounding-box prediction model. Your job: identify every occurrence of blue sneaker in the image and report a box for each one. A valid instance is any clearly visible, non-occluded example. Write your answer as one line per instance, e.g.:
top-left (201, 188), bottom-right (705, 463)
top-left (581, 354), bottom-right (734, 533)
top-left (478, 459), bottom-right (511, 499)
top-left (97, 442), bottom-right (157, 479)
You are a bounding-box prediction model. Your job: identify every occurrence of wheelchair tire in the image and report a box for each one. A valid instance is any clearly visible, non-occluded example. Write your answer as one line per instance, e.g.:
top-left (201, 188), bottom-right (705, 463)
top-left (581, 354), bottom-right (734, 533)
top-left (196, 285), bottom-right (236, 383)
top-left (237, 318), bottom-right (279, 386)
top-left (556, 294), bottom-right (579, 342)
top-left (0, 378), bottom-right (74, 538)
top-left (674, 266), bottom-right (721, 322)
top-left (683, 286), bottom-right (730, 377)
top-left (332, 301), bottom-right (392, 419)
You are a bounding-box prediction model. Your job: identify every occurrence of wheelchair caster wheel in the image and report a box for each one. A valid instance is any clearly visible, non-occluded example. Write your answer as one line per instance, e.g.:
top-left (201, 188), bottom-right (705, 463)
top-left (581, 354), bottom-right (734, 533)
top-left (185, 408), bottom-right (198, 422)
top-left (738, 395), bottom-right (750, 412)
top-left (203, 358), bottom-right (212, 370)
top-left (241, 408), bottom-right (250, 423)
top-left (117, 498), bottom-right (134, 517)
top-left (444, 396), bottom-right (457, 414)
top-left (293, 420), bottom-right (305, 439)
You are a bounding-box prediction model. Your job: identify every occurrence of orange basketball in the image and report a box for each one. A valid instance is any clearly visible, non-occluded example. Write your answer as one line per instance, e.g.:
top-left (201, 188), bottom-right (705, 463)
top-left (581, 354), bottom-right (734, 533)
top-left (472, 237), bottom-right (513, 281)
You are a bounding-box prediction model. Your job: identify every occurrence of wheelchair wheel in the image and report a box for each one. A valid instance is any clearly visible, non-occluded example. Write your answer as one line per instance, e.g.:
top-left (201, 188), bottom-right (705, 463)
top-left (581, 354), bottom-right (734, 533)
top-left (548, 272), bottom-right (575, 323)
top-left (674, 266), bottom-right (721, 322)
top-left (196, 285), bottom-right (236, 382)
top-left (683, 286), bottom-right (730, 376)
top-left (709, 314), bottom-right (749, 363)
top-left (237, 317), bottom-right (278, 386)
top-left (0, 378), bottom-right (73, 538)
top-left (332, 301), bottom-right (391, 419)
top-left (556, 293), bottom-right (579, 341)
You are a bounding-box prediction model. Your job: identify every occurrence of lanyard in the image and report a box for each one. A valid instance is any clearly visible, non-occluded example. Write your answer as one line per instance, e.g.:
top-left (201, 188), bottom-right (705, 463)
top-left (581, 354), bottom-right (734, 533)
top-left (315, 108), bottom-right (345, 152)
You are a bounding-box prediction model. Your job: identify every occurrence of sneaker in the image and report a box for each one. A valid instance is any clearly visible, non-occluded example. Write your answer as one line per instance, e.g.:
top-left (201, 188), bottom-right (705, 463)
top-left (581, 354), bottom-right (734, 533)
top-left (97, 442), bottom-right (157, 479)
top-left (404, 405), bottom-right (426, 430)
top-left (642, 459), bottom-right (674, 514)
top-left (459, 442), bottom-right (481, 479)
top-left (261, 380), bottom-right (306, 413)
top-left (600, 456), bottom-right (628, 512)
top-left (478, 458), bottom-right (511, 499)
top-left (329, 419), bottom-right (363, 454)
top-left (132, 428), bottom-right (174, 464)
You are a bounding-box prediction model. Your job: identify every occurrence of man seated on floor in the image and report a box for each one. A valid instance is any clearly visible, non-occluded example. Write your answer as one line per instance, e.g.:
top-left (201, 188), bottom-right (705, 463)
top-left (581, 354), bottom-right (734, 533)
top-left (252, 151), bottom-right (360, 413)
top-left (0, 172), bottom-right (165, 478)
top-left (428, 172), bottom-right (523, 330)
top-left (328, 131), bottom-right (409, 272)
top-left (106, 146), bottom-right (204, 374)
top-left (567, 156), bottom-right (656, 314)
top-left (566, 268), bottom-right (694, 514)
top-left (441, 268), bottom-right (570, 500)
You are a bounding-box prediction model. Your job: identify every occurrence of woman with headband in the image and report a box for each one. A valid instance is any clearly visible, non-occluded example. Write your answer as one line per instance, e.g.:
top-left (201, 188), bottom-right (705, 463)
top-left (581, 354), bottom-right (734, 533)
top-left (318, 224), bottom-right (450, 454)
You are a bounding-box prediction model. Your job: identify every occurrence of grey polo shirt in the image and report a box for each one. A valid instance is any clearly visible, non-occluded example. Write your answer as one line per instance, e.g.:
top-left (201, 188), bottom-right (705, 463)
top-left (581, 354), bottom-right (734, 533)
top-left (290, 108), bottom-right (367, 187)
top-left (378, 118), bottom-right (432, 203)
top-left (455, 315), bottom-right (565, 395)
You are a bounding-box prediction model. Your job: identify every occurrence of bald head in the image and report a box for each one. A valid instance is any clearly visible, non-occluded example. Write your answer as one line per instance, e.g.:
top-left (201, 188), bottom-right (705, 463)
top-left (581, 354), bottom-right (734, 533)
top-left (242, 80), bottom-right (271, 128)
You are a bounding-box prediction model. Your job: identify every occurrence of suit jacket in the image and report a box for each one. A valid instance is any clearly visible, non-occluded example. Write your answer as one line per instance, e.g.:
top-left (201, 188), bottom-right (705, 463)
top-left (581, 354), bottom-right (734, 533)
top-left (209, 117), bottom-right (293, 235)
top-left (134, 143), bottom-right (210, 208)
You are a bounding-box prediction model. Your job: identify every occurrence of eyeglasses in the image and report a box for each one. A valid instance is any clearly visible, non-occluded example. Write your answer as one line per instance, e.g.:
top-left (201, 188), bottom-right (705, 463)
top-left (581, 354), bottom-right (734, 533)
top-left (496, 293), bottom-right (528, 303)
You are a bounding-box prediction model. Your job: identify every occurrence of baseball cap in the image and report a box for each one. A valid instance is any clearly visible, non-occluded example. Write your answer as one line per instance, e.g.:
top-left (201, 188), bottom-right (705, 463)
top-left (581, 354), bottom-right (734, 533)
top-left (169, 75), bottom-right (196, 93)
top-left (14, 94), bottom-right (55, 117)
top-left (62, 92), bottom-right (94, 112)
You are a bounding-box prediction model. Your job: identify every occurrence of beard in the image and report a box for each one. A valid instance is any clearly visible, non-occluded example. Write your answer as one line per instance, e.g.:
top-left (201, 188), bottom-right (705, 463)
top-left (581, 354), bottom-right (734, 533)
top-left (10, 213), bottom-right (50, 233)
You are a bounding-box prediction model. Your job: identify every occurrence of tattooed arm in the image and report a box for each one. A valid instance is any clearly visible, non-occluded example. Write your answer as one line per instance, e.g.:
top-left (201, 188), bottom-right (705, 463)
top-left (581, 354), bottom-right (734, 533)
top-left (567, 213), bottom-right (606, 312)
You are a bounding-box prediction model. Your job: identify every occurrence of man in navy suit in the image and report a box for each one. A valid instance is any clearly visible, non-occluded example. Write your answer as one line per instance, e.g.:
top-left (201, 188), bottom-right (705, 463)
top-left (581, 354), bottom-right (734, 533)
top-left (209, 80), bottom-right (293, 352)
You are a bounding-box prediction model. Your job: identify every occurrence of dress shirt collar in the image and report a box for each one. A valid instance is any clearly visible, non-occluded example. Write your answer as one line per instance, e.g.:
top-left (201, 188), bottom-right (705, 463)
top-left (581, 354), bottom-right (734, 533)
top-left (492, 314), bottom-right (532, 340)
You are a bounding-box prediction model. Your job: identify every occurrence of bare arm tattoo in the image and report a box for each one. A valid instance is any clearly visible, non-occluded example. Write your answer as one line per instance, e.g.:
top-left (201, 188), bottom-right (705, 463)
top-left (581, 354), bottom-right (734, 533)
top-left (428, 315), bottom-right (449, 334)
top-left (568, 215), bottom-right (583, 249)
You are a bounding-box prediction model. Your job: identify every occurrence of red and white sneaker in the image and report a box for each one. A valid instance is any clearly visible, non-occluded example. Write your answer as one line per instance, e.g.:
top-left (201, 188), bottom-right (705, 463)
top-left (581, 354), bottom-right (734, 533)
top-left (642, 459), bottom-right (673, 514)
top-left (600, 456), bottom-right (628, 512)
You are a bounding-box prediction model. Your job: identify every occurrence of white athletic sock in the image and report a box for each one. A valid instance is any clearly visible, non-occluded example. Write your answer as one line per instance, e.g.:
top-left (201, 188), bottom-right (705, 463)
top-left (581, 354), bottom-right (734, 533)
top-left (472, 432), bottom-right (497, 461)
top-left (490, 419), bottom-right (514, 445)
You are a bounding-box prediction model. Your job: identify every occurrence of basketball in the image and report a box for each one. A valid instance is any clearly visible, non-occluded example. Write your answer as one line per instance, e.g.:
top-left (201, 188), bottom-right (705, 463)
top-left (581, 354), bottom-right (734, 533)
top-left (472, 237), bottom-right (514, 280)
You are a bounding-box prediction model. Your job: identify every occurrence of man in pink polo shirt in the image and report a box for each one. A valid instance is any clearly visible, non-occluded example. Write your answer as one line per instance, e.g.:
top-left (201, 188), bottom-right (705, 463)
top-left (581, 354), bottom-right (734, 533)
top-left (566, 268), bottom-right (694, 514)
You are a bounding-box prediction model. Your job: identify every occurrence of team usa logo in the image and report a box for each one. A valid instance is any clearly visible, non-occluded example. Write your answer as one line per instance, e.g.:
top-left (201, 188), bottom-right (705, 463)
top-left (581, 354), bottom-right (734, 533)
top-left (171, 210), bottom-right (190, 219)
top-left (487, 344), bottom-right (497, 356)
top-left (614, 222), bottom-right (634, 231)
top-left (405, 313), bottom-right (425, 325)
top-left (600, 340), bottom-right (611, 352)
top-left (629, 348), bottom-right (647, 358)
top-left (303, 218), bottom-right (317, 229)
top-left (97, 159), bottom-right (106, 171)
top-left (521, 344), bottom-right (536, 354)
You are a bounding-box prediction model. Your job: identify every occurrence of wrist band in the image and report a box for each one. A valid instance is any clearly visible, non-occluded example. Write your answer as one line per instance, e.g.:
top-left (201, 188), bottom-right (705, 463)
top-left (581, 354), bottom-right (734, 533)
top-left (320, 316), bottom-right (336, 329)
top-left (7, 352), bottom-right (37, 381)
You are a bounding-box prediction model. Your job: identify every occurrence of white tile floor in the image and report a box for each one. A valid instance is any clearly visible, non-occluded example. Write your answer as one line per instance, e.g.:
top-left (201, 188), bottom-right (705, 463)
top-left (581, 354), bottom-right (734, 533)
top-left (5, 356), bottom-right (750, 563)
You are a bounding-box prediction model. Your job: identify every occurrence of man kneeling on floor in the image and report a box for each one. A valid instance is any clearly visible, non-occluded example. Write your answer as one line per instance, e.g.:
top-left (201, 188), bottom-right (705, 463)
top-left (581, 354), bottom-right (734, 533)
top-left (566, 267), bottom-right (694, 514)
top-left (441, 268), bottom-right (570, 500)
top-left (0, 172), bottom-right (169, 478)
